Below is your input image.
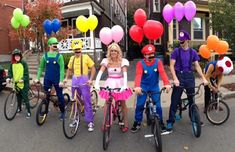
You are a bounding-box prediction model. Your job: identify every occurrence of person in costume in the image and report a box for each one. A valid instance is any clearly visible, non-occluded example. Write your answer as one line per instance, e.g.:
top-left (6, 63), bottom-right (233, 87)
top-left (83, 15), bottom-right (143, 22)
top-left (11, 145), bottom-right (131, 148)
top-left (64, 39), bottom-right (96, 132)
top-left (7, 49), bottom-right (31, 118)
top-left (166, 30), bottom-right (208, 133)
top-left (130, 44), bottom-right (171, 133)
top-left (35, 37), bottom-right (65, 119)
top-left (94, 42), bottom-right (132, 133)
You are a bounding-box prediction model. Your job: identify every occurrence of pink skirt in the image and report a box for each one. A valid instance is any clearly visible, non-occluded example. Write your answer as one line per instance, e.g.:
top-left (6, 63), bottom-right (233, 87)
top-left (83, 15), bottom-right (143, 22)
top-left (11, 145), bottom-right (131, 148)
top-left (99, 88), bottom-right (133, 101)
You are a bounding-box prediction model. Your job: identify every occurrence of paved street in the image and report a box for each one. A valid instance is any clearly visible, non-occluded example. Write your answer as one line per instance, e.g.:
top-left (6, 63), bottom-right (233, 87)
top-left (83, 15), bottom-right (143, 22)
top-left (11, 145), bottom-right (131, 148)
top-left (0, 90), bottom-right (235, 152)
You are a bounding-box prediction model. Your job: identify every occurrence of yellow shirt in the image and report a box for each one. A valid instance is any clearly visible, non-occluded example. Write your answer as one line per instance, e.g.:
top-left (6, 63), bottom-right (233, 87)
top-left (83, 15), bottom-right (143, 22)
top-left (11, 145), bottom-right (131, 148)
top-left (68, 54), bottom-right (94, 77)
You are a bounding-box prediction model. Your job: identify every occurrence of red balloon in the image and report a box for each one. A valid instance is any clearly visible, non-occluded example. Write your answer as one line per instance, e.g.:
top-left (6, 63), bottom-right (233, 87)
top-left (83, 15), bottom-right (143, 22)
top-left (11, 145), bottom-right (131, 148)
top-left (134, 9), bottom-right (147, 27)
top-left (129, 25), bottom-right (144, 43)
top-left (143, 20), bottom-right (164, 40)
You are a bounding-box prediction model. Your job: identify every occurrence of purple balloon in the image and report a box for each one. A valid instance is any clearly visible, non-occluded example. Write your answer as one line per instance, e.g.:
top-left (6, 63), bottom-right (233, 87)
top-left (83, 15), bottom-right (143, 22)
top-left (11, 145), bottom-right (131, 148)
top-left (184, 1), bottom-right (196, 21)
top-left (163, 4), bottom-right (174, 24)
top-left (174, 2), bottom-right (184, 22)
top-left (99, 27), bottom-right (112, 45)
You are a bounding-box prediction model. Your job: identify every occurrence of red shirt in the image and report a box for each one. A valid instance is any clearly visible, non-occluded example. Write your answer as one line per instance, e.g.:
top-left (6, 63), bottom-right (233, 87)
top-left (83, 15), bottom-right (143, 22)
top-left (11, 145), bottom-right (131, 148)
top-left (134, 58), bottom-right (170, 87)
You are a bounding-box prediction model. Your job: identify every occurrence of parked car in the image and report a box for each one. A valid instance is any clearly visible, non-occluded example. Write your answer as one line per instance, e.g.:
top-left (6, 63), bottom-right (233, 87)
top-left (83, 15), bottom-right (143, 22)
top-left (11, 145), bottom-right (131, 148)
top-left (0, 65), bottom-right (7, 92)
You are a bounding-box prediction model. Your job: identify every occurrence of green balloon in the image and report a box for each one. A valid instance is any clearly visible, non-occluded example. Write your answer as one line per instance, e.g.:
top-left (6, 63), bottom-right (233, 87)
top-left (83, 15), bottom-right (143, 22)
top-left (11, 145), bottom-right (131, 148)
top-left (13, 8), bottom-right (23, 22)
top-left (11, 17), bottom-right (20, 29)
top-left (21, 15), bottom-right (30, 27)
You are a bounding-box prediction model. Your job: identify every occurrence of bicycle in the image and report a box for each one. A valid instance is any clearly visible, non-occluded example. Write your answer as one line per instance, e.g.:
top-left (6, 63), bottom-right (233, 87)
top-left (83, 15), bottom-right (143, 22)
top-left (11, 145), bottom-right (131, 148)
top-left (35, 84), bottom-right (70, 126)
top-left (100, 87), bottom-right (124, 151)
top-left (175, 83), bottom-right (204, 138)
top-left (205, 91), bottom-right (230, 125)
top-left (3, 79), bottom-right (40, 121)
top-left (63, 84), bottom-right (98, 139)
top-left (142, 88), bottom-right (166, 152)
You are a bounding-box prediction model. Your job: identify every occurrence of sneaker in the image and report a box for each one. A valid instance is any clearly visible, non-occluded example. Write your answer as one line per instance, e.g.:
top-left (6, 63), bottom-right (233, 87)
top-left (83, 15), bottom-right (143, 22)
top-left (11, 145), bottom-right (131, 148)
top-left (175, 114), bottom-right (182, 121)
top-left (166, 123), bottom-right (173, 133)
top-left (130, 121), bottom-right (141, 133)
top-left (17, 108), bottom-right (22, 113)
top-left (121, 127), bottom-right (129, 133)
top-left (160, 122), bottom-right (166, 132)
top-left (59, 112), bottom-right (65, 120)
top-left (69, 119), bottom-right (79, 128)
top-left (201, 121), bottom-right (205, 127)
top-left (88, 122), bottom-right (94, 132)
top-left (26, 112), bottom-right (31, 118)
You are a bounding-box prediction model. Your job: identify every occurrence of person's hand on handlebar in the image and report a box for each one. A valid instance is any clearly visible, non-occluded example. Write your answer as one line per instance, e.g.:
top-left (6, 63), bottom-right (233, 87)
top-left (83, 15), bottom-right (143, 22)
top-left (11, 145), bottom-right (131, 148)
top-left (173, 78), bottom-right (180, 87)
top-left (164, 85), bottom-right (171, 92)
top-left (202, 78), bottom-right (208, 85)
top-left (134, 87), bottom-right (142, 95)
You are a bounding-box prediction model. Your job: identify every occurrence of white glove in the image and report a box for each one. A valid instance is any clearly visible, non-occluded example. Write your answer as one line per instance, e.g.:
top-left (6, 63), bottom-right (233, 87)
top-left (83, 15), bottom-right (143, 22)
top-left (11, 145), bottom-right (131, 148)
top-left (120, 71), bottom-right (128, 92)
top-left (94, 70), bottom-right (103, 91)
top-left (120, 86), bottom-right (127, 92)
top-left (6, 78), bottom-right (11, 83)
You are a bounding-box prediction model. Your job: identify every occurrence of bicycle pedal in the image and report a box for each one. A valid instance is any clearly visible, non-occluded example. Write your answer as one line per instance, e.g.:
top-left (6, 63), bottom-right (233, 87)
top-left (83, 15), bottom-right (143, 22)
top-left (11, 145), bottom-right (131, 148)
top-left (144, 134), bottom-right (154, 138)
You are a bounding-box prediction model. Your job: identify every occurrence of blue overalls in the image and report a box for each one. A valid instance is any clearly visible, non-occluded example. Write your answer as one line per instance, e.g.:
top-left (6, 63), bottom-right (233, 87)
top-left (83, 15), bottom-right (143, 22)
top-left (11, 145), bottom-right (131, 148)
top-left (44, 53), bottom-right (65, 113)
top-left (135, 59), bottom-right (163, 123)
top-left (167, 48), bottom-right (195, 124)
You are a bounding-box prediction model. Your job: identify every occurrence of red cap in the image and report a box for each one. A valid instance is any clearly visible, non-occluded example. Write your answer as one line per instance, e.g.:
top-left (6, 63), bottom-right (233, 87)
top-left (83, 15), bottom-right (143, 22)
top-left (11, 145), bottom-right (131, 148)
top-left (141, 44), bottom-right (156, 54)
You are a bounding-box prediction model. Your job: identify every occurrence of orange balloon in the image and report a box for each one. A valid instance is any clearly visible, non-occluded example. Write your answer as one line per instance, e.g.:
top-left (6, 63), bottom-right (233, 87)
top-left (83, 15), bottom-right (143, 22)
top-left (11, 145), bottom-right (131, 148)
top-left (207, 35), bottom-right (219, 50)
top-left (215, 40), bottom-right (229, 54)
top-left (199, 45), bottom-right (211, 59)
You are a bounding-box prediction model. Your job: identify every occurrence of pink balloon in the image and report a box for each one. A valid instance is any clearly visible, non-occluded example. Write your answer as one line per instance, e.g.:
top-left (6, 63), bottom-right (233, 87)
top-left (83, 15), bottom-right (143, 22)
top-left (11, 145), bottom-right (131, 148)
top-left (111, 25), bottom-right (124, 43)
top-left (184, 1), bottom-right (196, 21)
top-left (174, 2), bottom-right (184, 22)
top-left (99, 27), bottom-right (112, 45)
top-left (163, 4), bottom-right (174, 24)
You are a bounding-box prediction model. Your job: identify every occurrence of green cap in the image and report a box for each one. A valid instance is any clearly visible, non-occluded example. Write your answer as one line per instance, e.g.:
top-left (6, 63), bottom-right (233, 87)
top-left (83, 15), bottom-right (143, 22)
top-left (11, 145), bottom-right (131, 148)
top-left (12, 49), bottom-right (22, 55)
top-left (48, 37), bottom-right (58, 46)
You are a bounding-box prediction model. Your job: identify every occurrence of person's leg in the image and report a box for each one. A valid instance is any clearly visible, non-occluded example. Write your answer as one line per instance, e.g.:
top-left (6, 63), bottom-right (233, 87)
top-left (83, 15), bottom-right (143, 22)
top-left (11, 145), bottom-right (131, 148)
top-left (204, 85), bottom-right (211, 113)
top-left (54, 85), bottom-right (65, 114)
top-left (16, 92), bottom-right (22, 112)
top-left (120, 100), bottom-right (128, 131)
top-left (80, 85), bottom-right (93, 124)
top-left (21, 86), bottom-right (31, 115)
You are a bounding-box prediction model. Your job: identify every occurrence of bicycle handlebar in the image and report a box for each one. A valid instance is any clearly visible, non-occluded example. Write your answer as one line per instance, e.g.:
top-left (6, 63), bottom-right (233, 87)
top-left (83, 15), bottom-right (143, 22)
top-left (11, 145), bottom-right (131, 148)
top-left (175, 83), bottom-right (204, 96)
top-left (99, 87), bottom-right (121, 92)
top-left (141, 87), bottom-right (166, 95)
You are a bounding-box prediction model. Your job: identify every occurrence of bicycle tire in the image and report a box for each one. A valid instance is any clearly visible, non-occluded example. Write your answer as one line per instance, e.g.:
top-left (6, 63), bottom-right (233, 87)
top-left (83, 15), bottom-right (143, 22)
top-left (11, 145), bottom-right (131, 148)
top-left (103, 103), bottom-right (111, 151)
top-left (206, 100), bottom-right (230, 125)
top-left (4, 91), bottom-right (18, 121)
top-left (36, 99), bottom-right (48, 126)
top-left (151, 117), bottom-right (162, 152)
top-left (145, 104), bottom-right (151, 126)
top-left (63, 101), bottom-right (80, 139)
top-left (63, 93), bottom-right (70, 106)
top-left (28, 87), bottom-right (39, 109)
top-left (91, 90), bottom-right (98, 115)
top-left (190, 104), bottom-right (201, 138)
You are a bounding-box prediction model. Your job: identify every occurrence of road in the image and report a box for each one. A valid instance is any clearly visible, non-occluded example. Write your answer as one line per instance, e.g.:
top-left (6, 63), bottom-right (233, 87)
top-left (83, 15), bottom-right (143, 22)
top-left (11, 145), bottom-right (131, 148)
top-left (0, 90), bottom-right (235, 152)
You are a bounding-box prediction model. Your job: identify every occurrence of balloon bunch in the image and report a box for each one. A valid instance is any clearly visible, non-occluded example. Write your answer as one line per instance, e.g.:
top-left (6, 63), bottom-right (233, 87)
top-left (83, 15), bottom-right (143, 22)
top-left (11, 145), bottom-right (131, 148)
top-left (163, 1), bottom-right (196, 23)
top-left (199, 35), bottom-right (229, 59)
top-left (76, 15), bottom-right (98, 33)
top-left (129, 9), bottom-right (164, 44)
top-left (43, 19), bottom-right (61, 36)
top-left (99, 25), bottom-right (124, 45)
top-left (11, 8), bottom-right (30, 29)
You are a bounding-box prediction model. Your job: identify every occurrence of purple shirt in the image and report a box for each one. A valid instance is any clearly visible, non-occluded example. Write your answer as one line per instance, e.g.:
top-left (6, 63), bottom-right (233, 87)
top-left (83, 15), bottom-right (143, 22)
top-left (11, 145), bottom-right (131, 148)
top-left (171, 47), bottom-right (200, 72)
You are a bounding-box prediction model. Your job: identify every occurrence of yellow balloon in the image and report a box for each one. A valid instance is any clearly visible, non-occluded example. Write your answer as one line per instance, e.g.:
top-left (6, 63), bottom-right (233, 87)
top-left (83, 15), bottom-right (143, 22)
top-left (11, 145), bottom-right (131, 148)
top-left (76, 15), bottom-right (88, 33)
top-left (87, 15), bottom-right (98, 31)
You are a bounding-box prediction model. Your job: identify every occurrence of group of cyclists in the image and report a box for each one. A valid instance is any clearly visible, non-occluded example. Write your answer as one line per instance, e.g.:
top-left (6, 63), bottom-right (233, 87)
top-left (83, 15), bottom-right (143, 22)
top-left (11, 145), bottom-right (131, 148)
top-left (6, 29), bottom-right (234, 134)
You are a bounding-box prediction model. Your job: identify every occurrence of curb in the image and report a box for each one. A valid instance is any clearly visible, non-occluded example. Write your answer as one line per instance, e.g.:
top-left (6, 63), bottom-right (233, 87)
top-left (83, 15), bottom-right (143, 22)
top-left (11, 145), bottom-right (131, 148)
top-left (222, 91), bottom-right (235, 100)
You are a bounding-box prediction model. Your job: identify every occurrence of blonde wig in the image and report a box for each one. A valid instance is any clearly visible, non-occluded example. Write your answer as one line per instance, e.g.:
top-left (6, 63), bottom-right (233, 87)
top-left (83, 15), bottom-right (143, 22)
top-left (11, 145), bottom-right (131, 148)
top-left (106, 43), bottom-right (122, 66)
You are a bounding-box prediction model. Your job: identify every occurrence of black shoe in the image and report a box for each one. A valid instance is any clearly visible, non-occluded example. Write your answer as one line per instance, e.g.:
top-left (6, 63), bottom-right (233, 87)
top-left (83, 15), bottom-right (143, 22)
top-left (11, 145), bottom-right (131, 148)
top-left (161, 122), bottom-right (166, 132)
top-left (201, 121), bottom-right (205, 127)
top-left (17, 108), bottom-right (22, 113)
top-left (130, 121), bottom-right (141, 133)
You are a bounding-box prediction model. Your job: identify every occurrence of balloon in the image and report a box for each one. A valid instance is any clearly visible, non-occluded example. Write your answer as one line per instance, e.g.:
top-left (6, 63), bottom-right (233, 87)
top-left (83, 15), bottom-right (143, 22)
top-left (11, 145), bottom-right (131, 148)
top-left (199, 45), bottom-right (211, 59)
top-left (207, 35), bottom-right (219, 50)
top-left (111, 25), bottom-right (124, 43)
top-left (129, 25), bottom-right (144, 44)
top-left (52, 18), bottom-right (61, 33)
top-left (163, 4), bottom-right (174, 24)
top-left (184, 1), bottom-right (196, 21)
top-left (99, 27), bottom-right (113, 45)
top-left (134, 9), bottom-right (147, 27)
top-left (87, 15), bottom-right (98, 31)
top-left (43, 19), bottom-right (52, 35)
top-left (20, 15), bottom-right (30, 27)
top-left (13, 8), bottom-right (23, 22)
top-left (215, 41), bottom-right (229, 54)
top-left (143, 20), bottom-right (164, 40)
top-left (76, 15), bottom-right (88, 33)
top-left (174, 2), bottom-right (184, 22)
top-left (11, 17), bottom-right (20, 29)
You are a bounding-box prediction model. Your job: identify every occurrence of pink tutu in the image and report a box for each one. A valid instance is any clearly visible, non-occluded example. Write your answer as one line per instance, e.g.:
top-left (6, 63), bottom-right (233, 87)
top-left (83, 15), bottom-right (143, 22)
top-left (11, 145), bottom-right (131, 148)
top-left (99, 88), bottom-right (133, 101)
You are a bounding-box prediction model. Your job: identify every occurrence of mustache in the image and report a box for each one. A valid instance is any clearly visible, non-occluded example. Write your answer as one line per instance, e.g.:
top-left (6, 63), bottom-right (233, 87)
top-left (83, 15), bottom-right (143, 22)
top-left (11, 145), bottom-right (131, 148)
top-left (148, 56), bottom-right (155, 59)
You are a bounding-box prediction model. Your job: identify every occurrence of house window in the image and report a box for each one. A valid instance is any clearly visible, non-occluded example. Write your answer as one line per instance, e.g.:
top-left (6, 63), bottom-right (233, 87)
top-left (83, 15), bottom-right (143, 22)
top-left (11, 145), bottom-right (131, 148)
top-left (173, 19), bottom-right (179, 40)
top-left (71, 18), bottom-right (82, 38)
top-left (61, 19), bottom-right (68, 27)
top-left (192, 17), bottom-right (205, 40)
top-left (153, 0), bottom-right (160, 12)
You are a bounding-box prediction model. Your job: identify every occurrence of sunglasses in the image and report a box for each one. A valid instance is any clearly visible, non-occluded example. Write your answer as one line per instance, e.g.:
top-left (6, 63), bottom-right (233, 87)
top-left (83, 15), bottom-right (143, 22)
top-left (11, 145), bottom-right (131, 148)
top-left (75, 51), bottom-right (81, 54)
top-left (179, 41), bottom-right (185, 44)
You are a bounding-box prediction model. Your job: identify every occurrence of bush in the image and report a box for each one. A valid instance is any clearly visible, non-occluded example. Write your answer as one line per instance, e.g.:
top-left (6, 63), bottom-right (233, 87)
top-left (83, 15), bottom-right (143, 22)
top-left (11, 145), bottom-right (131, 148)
top-left (62, 53), bottom-right (73, 69)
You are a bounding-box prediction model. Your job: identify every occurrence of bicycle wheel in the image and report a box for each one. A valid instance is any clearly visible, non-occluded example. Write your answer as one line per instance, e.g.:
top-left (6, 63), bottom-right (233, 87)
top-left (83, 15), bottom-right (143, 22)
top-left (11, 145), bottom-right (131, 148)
top-left (63, 101), bottom-right (80, 139)
top-left (145, 103), bottom-right (151, 126)
top-left (91, 90), bottom-right (98, 115)
top-left (36, 99), bottom-right (48, 126)
top-left (206, 100), bottom-right (230, 125)
top-left (4, 91), bottom-right (18, 121)
top-left (63, 93), bottom-right (70, 106)
top-left (28, 87), bottom-right (39, 109)
top-left (190, 104), bottom-right (201, 138)
top-left (103, 103), bottom-right (111, 151)
top-left (151, 117), bottom-right (162, 152)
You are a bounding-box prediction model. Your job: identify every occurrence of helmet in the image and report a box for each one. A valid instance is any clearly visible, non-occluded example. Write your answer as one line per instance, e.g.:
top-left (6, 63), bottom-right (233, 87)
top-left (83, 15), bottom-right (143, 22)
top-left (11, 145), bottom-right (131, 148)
top-left (48, 37), bottom-right (58, 46)
top-left (217, 56), bottom-right (234, 75)
top-left (71, 39), bottom-right (83, 50)
top-left (141, 44), bottom-right (156, 55)
top-left (12, 49), bottom-right (22, 55)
